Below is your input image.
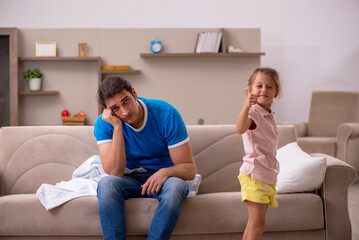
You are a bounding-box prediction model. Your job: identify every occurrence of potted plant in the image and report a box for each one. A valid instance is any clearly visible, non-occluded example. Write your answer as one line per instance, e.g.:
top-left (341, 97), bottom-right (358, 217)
top-left (23, 68), bottom-right (43, 91)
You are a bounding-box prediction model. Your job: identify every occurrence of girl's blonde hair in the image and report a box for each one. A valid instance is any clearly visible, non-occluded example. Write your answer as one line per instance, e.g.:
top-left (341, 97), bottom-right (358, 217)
top-left (248, 67), bottom-right (281, 96)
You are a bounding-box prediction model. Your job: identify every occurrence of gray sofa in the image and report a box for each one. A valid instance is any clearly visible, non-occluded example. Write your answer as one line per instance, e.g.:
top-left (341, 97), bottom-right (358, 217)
top-left (0, 125), bottom-right (356, 240)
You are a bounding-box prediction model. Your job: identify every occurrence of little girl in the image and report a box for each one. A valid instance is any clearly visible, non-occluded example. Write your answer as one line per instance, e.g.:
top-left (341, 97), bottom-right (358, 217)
top-left (236, 67), bottom-right (281, 240)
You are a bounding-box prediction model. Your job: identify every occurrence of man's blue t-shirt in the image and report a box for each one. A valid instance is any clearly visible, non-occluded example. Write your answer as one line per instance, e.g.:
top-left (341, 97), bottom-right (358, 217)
top-left (93, 98), bottom-right (189, 172)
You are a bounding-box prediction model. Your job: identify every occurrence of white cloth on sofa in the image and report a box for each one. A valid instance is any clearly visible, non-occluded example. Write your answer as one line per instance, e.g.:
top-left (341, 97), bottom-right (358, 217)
top-left (37, 155), bottom-right (107, 210)
top-left (37, 155), bottom-right (201, 210)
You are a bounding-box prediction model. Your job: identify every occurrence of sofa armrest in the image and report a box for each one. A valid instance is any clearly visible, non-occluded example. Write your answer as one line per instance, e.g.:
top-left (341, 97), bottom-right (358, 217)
top-left (311, 153), bottom-right (357, 240)
top-left (337, 123), bottom-right (359, 171)
top-left (278, 122), bottom-right (308, 137)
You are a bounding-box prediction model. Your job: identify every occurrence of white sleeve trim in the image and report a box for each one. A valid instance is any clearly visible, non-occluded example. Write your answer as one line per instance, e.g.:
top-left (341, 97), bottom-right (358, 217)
top-left (168, 137), bottom-right (189, 149)
top-left (97, 139), bottom-right (112, 145)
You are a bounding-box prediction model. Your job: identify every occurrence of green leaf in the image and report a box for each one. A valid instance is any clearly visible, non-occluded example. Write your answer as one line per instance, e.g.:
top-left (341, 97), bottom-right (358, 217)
top-left (22, 68), bottom-right (43, 80)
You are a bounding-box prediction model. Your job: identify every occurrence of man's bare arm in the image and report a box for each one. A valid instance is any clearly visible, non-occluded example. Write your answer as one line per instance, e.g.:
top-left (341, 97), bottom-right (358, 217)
top-left (141, 141), bottom-right (196, 195)
top-left (99, 109), bottom-right (126, 177)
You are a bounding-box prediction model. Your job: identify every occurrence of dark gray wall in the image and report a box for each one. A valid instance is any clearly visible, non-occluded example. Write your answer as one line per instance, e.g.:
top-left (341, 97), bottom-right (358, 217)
top-left (0, 36), bottom-right (10, 127)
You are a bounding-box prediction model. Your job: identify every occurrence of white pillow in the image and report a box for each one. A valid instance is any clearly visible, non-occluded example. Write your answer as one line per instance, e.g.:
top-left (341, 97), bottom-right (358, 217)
top-left (276, 142), bottom-right (327, 193)
top-left (186, 174), bottom-right (202, 198)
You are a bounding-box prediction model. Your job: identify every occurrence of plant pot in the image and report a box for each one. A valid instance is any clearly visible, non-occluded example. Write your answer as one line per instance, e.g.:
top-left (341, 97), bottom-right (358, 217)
top-left (29, 78), bottom-right (42, 91)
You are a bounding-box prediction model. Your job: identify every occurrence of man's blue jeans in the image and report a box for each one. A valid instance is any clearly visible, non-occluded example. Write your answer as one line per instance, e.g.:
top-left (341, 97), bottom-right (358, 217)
top-left (97, 171), bottom-right (189, 240)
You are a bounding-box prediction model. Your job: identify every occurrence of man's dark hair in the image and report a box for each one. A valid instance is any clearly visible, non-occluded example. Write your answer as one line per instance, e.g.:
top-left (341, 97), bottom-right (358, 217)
top-left (97, 75), bottom-right (134, 108)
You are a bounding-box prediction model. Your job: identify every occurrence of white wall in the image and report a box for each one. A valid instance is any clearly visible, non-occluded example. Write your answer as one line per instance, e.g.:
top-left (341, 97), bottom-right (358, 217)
top-left (1, 0), bottom-right (359, 122)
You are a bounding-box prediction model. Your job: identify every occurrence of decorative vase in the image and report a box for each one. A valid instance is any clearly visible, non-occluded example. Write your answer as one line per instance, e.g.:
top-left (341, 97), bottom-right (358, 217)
top-left (29, 78), bottom-right (42, 91)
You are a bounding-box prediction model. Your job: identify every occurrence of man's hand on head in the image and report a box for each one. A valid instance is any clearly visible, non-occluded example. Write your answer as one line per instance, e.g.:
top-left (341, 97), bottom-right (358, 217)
top-left (141, 168), bottom-right (169, 195)
top-left (102, 108), bottom-right (122, 127)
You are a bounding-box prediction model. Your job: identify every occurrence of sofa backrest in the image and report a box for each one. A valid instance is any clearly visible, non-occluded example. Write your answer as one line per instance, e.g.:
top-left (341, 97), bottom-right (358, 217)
top-left (0, 124), bottom-right (297, 196)
top-left (0, 126), bottom-right (99, 196)
top-left (308, 91), bottom-right (359, 137)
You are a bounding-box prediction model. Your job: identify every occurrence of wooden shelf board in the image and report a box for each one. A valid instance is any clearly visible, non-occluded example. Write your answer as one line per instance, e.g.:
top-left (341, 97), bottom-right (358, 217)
top-left (140, 52), bottom-right (265, 58)
top-left (19, 56), bottom-right (101, 61)
top-left (19, 91), bottom-right (60, 96)
top-left (101, 70), bottom-right (141, 75)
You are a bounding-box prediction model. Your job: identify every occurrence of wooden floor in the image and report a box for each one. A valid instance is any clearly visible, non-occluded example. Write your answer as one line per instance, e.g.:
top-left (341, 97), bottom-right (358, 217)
top-left (349, 176), bottom-right (359, 240)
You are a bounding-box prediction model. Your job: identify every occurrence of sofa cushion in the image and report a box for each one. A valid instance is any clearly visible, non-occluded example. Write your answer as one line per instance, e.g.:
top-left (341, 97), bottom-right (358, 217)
top-left (0, 194), bottom-right (157, 236)
top-left (187, 125), bottom-right (244, 194)
top-left (0, 194), bottom-right (103, 236)
top-left (0, 126), bottom-right (99, 196)
top-left (0, 192), bottom-right (324, 236)
top-left (297, 137), bottom-right (336, 156)
top-left (176, 193), bottom-right (324, 234)
top-left (276, 142), bottom-right (327, 193)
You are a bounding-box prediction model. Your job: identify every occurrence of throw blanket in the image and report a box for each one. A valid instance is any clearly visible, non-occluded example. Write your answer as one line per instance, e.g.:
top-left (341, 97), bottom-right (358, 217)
top-left (37, 155), bottom-right (202, 210)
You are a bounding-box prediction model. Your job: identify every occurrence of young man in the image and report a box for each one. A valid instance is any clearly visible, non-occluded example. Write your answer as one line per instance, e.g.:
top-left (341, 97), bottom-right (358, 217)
top-left (94, 76), bottom-right (196, 240)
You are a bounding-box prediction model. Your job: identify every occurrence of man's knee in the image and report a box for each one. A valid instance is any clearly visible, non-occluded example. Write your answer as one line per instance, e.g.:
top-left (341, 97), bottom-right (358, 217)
top-left (97, 175), bottom-right (125, 197)
top-left (162, 177), bottom-right (189, 199)
top-left (98, 175), bottom-right (118, 189)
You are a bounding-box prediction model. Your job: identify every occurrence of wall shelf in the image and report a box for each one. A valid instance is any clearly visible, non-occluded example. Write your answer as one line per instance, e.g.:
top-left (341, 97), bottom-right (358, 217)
top-left (101, 70), bottom-right (141, 75)
top-left (18, 56), bottom-right (101, 61)
top-left (18, 56), bottom-right (103, 119)
top-left (19, 91), bottom-right (59, 96)
top-left (140, 52), bottom-right (265, 58)
top-left (18, 56), bottom-right (102, 90)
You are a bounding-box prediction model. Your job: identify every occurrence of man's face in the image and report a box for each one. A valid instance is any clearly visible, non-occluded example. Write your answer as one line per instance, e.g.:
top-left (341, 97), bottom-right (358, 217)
top-left (105, 88), bottom-right (142, 127)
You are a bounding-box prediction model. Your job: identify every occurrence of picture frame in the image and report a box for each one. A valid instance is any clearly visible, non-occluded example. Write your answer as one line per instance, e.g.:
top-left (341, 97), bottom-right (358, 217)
top-left (36, 42), bottom-right (57, 57)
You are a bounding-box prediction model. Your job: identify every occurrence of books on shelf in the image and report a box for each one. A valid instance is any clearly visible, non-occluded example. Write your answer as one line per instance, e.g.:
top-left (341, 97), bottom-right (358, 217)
top-left (194, 31), bottom-right (222, 53)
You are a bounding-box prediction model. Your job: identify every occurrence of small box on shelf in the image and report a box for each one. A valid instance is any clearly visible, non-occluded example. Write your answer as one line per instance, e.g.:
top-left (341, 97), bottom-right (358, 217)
top-left (62, 116), bottom-right (86, 126)
top-left (102, 65), bottom-right (130, 70)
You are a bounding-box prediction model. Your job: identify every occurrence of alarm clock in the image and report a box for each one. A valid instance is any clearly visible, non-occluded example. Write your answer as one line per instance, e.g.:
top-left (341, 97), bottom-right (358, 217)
top-left (150, 40), bottom-right (162, 53)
